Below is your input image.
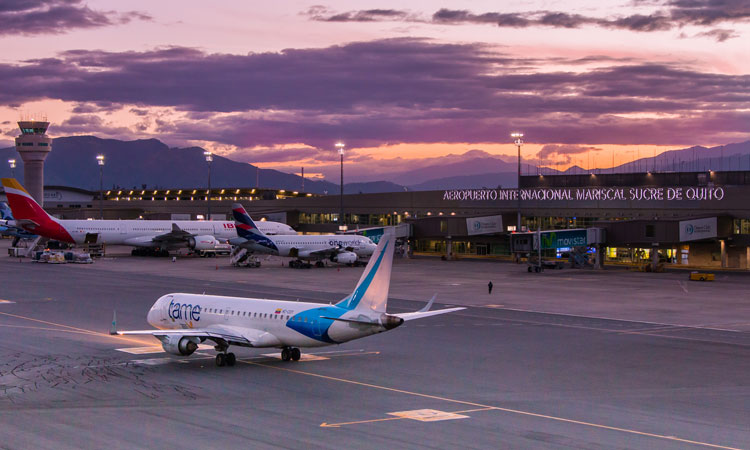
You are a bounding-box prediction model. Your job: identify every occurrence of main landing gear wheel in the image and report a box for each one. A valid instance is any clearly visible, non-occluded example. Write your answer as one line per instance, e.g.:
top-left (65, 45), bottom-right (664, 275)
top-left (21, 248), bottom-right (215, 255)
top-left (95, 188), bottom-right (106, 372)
top-left (281, 348), bottom-right (291, 361)
top-left (291, 348), bottom-right (301, 361)
top-left (216, 353), bottom-right (236, 367)
top-left (315, 261), bottom-right (325, 268)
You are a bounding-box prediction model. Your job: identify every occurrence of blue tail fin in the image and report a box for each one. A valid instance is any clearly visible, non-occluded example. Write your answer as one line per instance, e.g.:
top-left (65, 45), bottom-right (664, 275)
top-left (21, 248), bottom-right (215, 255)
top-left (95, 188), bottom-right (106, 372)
top-left (231, 203), bottom-right (278, 252)
top-left (336, 230), bottom-right (394, 313)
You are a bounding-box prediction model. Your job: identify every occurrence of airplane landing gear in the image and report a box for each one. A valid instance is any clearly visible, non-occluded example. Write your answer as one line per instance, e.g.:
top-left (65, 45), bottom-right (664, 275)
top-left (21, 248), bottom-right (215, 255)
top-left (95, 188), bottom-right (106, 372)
top-left (216, 352), bottom-right (236, 367)
top-left (281, 347), bottom-right (301, 361)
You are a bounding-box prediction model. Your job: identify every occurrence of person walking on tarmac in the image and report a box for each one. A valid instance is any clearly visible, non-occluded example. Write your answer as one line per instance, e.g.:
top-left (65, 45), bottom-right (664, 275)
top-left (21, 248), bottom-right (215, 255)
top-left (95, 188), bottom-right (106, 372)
top-left (488, 281), bottom-right (493, 294)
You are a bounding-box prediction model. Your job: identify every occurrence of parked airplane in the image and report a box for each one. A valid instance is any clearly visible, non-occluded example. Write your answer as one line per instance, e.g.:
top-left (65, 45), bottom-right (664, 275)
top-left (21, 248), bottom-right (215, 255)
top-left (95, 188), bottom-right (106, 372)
top-left (0, 202), bottom-right (36, 242)
top-left (229, 203), bottom-right (377, 267)
top-left (1, 178), bottom-right (296, 254)
top-left (117, 231), bottom-right (464, 366)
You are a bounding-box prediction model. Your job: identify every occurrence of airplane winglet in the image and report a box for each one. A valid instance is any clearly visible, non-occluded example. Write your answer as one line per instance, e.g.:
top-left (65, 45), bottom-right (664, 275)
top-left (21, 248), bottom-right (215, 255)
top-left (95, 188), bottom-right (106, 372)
top-left (418, 294), bottom-right (437, 313)
top-left (109, 310), bottom-right (117, 335)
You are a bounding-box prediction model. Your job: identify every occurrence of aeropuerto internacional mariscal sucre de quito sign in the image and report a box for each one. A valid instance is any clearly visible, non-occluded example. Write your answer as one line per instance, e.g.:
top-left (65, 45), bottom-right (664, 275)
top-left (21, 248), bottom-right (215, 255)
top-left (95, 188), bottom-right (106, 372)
top-left (442, 186), bottom-right (725, 202)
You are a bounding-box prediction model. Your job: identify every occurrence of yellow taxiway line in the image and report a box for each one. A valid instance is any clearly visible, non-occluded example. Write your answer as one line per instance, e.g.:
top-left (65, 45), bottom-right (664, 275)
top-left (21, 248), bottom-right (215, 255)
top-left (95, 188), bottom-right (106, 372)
top-left (0, 310), bottom-right (153, 346)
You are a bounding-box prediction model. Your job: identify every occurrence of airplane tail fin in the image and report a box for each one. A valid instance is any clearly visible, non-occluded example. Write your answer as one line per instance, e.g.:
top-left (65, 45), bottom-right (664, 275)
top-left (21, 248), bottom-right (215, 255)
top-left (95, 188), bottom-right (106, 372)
top-left (232, 203), bottom-right (267, 239)
top-left (231, 203), bottom-right (278, 252)
top-left (336, 230), bottom-right (394, 313)
top-left (1, 178), bottom-right (55, 224)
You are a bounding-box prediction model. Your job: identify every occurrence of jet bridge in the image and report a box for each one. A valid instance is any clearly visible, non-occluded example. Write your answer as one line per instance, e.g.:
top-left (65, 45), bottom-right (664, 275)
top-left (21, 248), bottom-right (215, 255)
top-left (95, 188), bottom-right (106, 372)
top-left (511, 228), bottom-right (606, 271)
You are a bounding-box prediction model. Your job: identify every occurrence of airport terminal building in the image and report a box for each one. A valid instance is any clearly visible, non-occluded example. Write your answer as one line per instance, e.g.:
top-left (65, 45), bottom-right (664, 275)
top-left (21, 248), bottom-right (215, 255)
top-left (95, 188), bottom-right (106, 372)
top-left (3, 170), bottom-right (750, 268)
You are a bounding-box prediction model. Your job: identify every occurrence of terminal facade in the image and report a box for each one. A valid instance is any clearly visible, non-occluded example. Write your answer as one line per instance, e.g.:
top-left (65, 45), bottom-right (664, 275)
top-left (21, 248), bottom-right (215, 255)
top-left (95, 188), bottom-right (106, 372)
top-left (2, 170), bottom-right (749, 269)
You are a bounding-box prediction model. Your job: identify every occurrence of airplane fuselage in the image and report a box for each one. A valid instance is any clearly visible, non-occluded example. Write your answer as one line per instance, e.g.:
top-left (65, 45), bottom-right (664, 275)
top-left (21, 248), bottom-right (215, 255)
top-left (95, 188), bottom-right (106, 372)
top-left (147, 293), bottom-right (386, 348)
top-left (24, 219), bottom-right (294, 246)
top-left (237, 235), bottom-right (377, 259)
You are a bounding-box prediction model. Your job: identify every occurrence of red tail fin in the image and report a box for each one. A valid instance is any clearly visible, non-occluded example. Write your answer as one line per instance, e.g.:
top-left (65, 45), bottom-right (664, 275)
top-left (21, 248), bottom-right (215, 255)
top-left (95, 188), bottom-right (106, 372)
top-left (1, 178), bottom-right (73, 242)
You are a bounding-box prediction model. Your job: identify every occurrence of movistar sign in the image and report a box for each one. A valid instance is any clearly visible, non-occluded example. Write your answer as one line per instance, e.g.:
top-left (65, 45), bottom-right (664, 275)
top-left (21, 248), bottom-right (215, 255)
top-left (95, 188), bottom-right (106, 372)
top-left (539, 230), bottom-right (587, 249)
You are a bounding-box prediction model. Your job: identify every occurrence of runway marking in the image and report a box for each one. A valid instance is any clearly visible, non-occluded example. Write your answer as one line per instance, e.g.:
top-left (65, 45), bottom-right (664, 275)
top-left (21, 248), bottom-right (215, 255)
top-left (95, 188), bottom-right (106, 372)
top-left (484, 304), bottom-right (504, 308)
top-left (261, 353), bottom-right (329, 361)
top-left (239, 360), bottom-right (741, 449)
top-left (493, 307), bottom-right (743, 333)
top-left (449, 310), bottom-right (747, 343)
top-left (0, 299), bottom-right (15, 304)
top-left (322, 407), bottom-right (492, 427)
top-left (0, 310), bottom-right (153, 346)
top-left (116, 344), bottom-right (214, 355)
top-left (388, 409), bottom-right (470, 422)
top-left (678, 281), bottom-right (689, 293)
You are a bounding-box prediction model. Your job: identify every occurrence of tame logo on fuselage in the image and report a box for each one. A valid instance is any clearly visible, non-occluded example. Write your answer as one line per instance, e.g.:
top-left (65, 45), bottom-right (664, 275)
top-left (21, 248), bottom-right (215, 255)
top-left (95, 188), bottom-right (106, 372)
top-left (168, 299), bottom-right (201, 322)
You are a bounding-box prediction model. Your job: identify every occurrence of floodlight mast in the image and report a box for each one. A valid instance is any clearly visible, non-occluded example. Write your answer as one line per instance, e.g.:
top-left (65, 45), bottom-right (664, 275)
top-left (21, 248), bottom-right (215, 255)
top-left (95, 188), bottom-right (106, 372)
top-left (204, 151), bottom-right (213, 220)
top-left (511, 132), bottom-right (524, 232)
top-left (96, 155), bottom-right (105, 219)
top-left (335, 142), bottom-right (346, 232)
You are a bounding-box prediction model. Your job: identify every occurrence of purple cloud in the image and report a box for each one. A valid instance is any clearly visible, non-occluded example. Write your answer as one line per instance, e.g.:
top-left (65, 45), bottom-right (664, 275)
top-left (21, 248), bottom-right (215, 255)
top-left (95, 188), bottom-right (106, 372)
top-left (308, 2), bottom-right (749, 40)
top-left (0, 0), bottom-right (151, 36)
top-left (0, 39), bottom-right (746, 150)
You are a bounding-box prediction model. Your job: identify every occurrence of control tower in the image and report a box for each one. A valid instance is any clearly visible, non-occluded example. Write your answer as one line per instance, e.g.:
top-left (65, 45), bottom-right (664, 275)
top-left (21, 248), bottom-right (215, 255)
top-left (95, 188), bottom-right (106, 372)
top-left (15, 121), bottom-right (52, 206)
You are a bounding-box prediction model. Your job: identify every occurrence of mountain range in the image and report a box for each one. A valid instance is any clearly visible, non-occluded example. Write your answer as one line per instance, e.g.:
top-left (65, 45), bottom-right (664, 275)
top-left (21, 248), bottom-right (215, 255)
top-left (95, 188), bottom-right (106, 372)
top-left (1, 136), bottom-right (749, 194)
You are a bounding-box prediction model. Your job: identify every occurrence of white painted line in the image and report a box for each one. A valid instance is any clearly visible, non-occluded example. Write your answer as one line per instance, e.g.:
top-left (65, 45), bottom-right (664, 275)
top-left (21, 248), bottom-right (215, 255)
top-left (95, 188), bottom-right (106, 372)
top-left (116, 344), bottom-right (213, 354)
top-left (0, 299), bottom-right (15, 304)
top-left (131, 357), bottom-right (173, 366)
top-left (388, 409), bottom-right (470, 422)
top-left (116, 346), bottom-right (163, 354)
top-left (498, 307), bottom-right (744, 333)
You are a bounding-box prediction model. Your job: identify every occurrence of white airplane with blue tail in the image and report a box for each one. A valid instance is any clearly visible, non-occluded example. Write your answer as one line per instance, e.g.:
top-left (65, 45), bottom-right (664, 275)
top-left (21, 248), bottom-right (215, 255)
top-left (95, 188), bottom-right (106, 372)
top-left (117, 230), bottom-right (464, 366)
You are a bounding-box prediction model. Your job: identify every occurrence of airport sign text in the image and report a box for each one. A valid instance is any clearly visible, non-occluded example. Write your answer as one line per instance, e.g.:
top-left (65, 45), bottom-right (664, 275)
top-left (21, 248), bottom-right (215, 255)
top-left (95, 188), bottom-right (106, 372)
top-left (443, 186), bottom-right (725, 203)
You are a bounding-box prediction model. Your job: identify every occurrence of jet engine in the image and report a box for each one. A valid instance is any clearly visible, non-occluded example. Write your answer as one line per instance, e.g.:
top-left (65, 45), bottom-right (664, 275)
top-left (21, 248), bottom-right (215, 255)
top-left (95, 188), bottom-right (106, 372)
top-left (332, 251), bottom-right (358, 264)
top-left (160, 335), bottom-right (200, 356)
top-left (187, 235), bottom-right (218, 250)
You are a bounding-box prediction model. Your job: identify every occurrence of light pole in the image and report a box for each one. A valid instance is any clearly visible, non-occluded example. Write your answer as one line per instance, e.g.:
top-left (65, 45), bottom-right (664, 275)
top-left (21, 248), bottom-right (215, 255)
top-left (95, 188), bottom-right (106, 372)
top-left (96, 154), bottom-right (105, 219)
top-left (204, 151), bottom-right (213, 220)
top-left (336, 142), bottom-right (346, 232)
top-left (511, 132), bottom-right (524, 232)
top-left (8, 159), bottom-right (15, 178)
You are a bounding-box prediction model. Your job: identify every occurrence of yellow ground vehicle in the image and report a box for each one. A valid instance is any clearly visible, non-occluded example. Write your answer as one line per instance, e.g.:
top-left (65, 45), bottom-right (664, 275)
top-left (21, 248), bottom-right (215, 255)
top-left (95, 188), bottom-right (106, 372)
top-left (689, 272), bottom-right (715, 281)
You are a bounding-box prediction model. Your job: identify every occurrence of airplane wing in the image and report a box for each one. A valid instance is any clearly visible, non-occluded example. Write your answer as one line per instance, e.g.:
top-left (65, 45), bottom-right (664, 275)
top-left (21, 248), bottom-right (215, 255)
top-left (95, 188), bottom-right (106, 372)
top-left (152, 223), bottom-right (194, 243)
top-left (118, 324), bottom-right (279, 348)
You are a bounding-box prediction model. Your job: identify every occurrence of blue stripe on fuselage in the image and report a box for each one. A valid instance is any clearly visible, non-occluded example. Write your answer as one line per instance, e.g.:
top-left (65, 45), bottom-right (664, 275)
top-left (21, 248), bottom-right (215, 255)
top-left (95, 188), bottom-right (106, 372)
top-left (286, 306), bottom-right (347, 343)
top-left (336, 241), bottom-right (389, 310)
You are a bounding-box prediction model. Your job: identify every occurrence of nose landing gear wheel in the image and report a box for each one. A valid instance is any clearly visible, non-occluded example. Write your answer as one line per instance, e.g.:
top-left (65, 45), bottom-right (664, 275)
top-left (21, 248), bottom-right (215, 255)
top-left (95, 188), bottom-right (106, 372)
top-left (291, 348), bottom-right (301, 361)
top-left (281, 348), bottom-right (291, 361)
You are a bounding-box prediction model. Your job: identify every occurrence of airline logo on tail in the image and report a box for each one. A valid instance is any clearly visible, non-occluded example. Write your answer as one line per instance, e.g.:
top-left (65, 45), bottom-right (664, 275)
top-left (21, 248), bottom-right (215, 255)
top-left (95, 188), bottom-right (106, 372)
top-left (1, 178), bottom-right (73, 242)
top-left (232, 203), bottom-right (278, 252)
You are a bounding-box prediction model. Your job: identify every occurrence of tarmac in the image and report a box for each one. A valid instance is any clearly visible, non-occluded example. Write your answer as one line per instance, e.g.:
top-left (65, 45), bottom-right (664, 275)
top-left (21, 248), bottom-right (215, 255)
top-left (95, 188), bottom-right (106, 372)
top-left (0, 239), bottom-right (748, 449)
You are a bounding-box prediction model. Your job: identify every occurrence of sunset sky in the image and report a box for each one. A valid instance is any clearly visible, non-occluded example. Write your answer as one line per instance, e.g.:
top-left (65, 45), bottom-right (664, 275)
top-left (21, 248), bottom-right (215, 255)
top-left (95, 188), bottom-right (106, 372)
top-left (0, 1), bottom-right (748, 181)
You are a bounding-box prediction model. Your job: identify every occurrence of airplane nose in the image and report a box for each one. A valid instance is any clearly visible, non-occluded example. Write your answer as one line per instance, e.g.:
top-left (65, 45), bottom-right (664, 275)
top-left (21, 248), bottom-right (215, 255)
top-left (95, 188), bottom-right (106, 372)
top-left (146, 308), bottom-right (156, 326)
